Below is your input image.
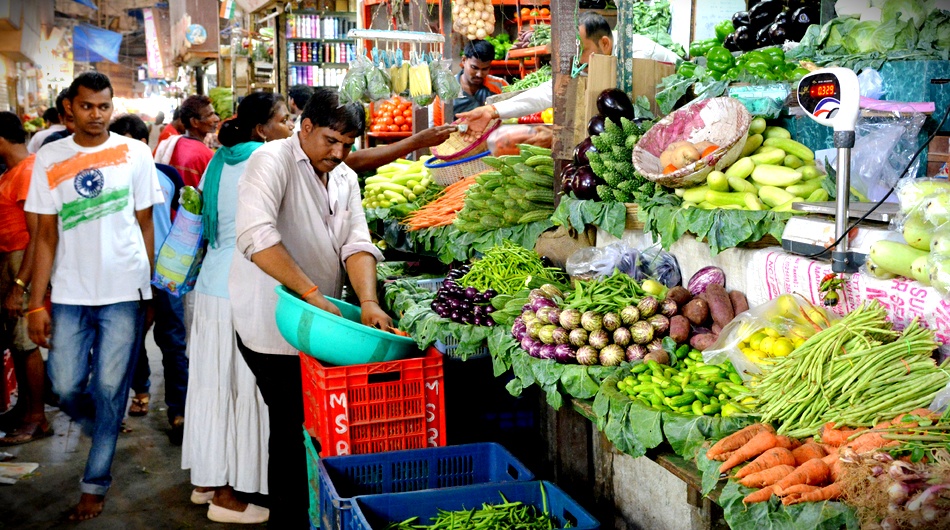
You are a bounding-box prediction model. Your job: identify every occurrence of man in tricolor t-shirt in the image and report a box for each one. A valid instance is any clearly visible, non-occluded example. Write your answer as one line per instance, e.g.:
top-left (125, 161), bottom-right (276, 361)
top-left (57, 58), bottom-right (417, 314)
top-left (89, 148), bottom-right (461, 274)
top-left (24, 71), bottom-right (164, 521)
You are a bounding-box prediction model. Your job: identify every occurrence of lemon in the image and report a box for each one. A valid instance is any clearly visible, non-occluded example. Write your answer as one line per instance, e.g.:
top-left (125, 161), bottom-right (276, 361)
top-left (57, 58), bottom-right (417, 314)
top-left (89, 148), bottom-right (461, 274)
top-left (792, 336), bottom-right (806, 348)
top-left (741, 347), bottom-right (756, 357)
top-left (759, 336), bottom-right (776, 355)
top-left (772, 338), bottom-right (794, 357)
top-left (775, 294), bottom-right (798, 316)
top-left (764, 327), bottom-right (780, 339)
top-left (807, 308), bottom-right (827, 324)
top-left (748, 332), bottom-right (767, 351)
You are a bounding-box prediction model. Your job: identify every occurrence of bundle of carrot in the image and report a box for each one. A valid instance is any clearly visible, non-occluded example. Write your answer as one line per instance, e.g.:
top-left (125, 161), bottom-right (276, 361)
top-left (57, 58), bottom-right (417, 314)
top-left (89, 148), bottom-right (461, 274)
top-left (751, 302), bottom-right (949, 439)
top-left (402, 175), bottom-right (478, 230)
top-left (706, 423), bottom-right (843, 506)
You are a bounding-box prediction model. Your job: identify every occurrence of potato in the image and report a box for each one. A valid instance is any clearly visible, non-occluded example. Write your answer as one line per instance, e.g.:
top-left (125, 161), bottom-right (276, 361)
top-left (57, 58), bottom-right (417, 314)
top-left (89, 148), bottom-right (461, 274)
top-left (665, 286), bottom-right (692, 306)
top-left (693, 140), bottom-right (715, 153)
top-left (705, 283), bottom-right (735, 329)
top-left (644, 350), bottom-right (670, 365)
top-left (690, 333), bottom-right (718, 351)
top-left (671, 144), bottom-right (701, 169)
top-left (712, 323), bottom-right (723, 335)
top-left (729, 290), bottom-right (749, 315)
top-left (665, 140), bottom-right (693, 152)
top-left (669, 315), bottom-right (690, 344)
top-left (682, 298), bottom-right (710, 326)
top-left (659, 149), bottom-right (674, 168)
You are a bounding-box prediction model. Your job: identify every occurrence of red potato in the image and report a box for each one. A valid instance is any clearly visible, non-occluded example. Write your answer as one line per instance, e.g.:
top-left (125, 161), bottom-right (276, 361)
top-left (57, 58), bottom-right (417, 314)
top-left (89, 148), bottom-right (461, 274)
top-left (669, 315), bottom-right (690, 343)
top-left (729, 290), bottom-right (749, 315)
top-left (682, 298), bottom-right (710, 325)
top-left (665, 286), bottom-right (692, 306)
top-left (690, 333), bottom-right (718, 351)
top-left (704, 284), bottom-right (735, 329)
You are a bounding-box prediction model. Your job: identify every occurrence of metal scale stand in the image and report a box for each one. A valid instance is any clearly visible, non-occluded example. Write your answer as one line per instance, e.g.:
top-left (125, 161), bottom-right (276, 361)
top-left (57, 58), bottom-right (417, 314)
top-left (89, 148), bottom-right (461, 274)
top-left (781, 67), bottom-right (902, 272)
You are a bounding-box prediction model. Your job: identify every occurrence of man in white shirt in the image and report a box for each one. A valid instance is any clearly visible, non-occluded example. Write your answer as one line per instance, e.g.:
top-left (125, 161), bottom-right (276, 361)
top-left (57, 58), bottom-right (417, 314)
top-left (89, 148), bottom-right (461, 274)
top-left (231, 87), bottom-right (389, 527)
top-left (25, 72), bottom-right (163, 522)
top-left (457, 12), bottom-right (614, 130)
top-left (27, 92), bottom-right (67, 154)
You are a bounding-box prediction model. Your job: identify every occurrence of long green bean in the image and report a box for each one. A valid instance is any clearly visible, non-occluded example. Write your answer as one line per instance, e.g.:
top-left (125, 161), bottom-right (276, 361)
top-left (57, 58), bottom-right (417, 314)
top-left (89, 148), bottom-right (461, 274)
top-left (751, 302), bottom-right (947, 438)
top-left (383, 484), bottom-right (562, 530)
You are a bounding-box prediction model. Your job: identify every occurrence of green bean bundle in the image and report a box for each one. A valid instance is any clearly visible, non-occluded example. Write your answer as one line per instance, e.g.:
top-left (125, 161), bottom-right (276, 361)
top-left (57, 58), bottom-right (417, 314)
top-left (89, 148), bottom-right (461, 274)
top-left (562, 272), bottom-right (644, 314)
top-left (458, 241), bottom-right (564, 296)
top-left (384, 487), bottom-right (560, 530)
top-left (752, 301), bottom-right (950, 439)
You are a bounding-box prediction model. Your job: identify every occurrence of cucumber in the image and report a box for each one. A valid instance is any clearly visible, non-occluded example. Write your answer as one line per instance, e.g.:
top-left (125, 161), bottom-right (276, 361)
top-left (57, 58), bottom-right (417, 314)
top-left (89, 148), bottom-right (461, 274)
top-left (763, 126), bottom-right (791, 139)
top-left (785, 180), bottom-right (823, 198)
top-left (728, 176), bottom-right (757, 194)
top-left (771, 197), bottom-right (805, 212)
top-left (783, 154), bottom-right (804, 169)
top-left (749, 117), bottom-right (767, 135)
top-left (799, 166), bottom-right (823, 180)
top-left (751, 164), bottom-right (804, 187)
top-left (764, 137), bottom-right (815, 162)
top-left (705, 190), bottom-right (754, 208)
top-left (806, 188), bottom-right (829, 202)
top-left (682, 185), bottom-right (711, 204)
top-left (724, 157), bottom-right (755, 180)
top-left (706, 171), bottom-right (729, 192)
top-left (740, 133), bottom-right (764, 157)
top-left (749, 149), bottom-right (787, 166)
top-left (758, 186), bottom-right (798, 208)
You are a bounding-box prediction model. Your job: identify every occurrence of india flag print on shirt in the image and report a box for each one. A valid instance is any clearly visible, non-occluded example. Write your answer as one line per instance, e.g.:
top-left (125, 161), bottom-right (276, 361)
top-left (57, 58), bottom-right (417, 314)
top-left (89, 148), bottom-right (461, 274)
top-left (46, 144), bottom-right (132, 231)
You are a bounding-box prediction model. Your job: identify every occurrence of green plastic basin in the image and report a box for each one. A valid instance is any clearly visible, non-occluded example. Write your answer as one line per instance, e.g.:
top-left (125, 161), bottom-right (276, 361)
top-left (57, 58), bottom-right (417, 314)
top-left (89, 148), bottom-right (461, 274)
top-left (274, 285), bottom-right (417, 365)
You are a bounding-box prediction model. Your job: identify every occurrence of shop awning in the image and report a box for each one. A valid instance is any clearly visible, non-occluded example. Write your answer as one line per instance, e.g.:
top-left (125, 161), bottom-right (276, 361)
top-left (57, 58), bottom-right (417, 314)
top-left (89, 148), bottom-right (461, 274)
top-left (73, 24), bottom-right (122, 64)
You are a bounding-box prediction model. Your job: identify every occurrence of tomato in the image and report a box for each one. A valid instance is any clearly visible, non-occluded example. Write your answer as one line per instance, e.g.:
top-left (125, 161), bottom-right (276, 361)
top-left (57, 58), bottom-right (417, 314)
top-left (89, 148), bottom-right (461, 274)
top-left (520, 7), bottom-right (530, 17)
top-left (371, 124), bottom-right (384, 133)
top-left (399, 124), bottom-right (410, 132)
top-left (381, 116), bottom-right (393, 126)
top-left (393, 115), bottom-right (406, 125)
top-left (387, 124), bottom-right (399, 132)
top-left (402, 109), bottom-right (413, 118)
top-left (529, 9), bottom-right (539, 17)
top-left (540, 7), bottom-right (550, 16)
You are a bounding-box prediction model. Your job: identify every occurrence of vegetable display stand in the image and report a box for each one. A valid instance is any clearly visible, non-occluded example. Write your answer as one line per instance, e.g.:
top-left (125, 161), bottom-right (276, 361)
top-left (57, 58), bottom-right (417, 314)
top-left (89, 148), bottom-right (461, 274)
top-left (623, 203), bottom-right (644, 230)
top-left (350, 480), bottom-right (600, 530)
top-left (299, 347), bottom-right (446, 457)
top-left (318, 442), bottom-right (534, 530)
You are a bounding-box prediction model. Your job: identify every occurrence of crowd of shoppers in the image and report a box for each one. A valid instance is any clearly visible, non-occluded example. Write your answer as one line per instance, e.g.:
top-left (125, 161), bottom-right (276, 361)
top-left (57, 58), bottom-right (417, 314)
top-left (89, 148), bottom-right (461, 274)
top-left (0, 68), bottom-right (459, 526)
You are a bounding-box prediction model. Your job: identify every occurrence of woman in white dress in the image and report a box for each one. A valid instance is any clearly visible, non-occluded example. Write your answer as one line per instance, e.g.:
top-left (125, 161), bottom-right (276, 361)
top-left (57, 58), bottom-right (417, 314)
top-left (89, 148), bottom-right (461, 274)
top-left (181, 92), bottom-right (294, 524)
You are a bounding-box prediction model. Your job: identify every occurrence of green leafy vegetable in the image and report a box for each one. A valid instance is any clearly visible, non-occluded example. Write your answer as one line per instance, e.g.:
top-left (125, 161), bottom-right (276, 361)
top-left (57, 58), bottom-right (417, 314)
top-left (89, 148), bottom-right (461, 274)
top-left (550, 195), bottom-right (627, 239)
top-left (719, 481), bottom-right (859, 530)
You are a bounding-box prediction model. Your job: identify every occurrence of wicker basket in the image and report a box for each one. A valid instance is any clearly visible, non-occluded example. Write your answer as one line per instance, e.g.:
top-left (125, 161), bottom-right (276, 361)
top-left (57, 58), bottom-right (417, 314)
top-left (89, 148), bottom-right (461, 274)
top-left (623, 203), bottom-right (644, 230)
top-left (424, 151), bottom-right (492, 187)
top-left (431, 119), bottom-right (502, 161)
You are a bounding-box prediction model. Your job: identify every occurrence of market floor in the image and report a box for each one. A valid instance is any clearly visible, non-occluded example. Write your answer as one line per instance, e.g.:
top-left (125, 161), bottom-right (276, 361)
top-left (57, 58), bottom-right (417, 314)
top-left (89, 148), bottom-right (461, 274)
top-left (0, 332), bottom-right (269, 530)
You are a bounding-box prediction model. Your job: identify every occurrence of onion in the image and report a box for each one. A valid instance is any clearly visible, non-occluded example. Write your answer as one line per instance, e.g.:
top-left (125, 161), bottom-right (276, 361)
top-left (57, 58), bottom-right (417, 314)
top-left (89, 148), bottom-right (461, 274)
top-left (480, 11), bottom-right (490, 20)
top-left (475, 20), bottom-right (485, 29)
top-left (468, 24), bottom-right (477, 34)
top-left (886, 480), bottom-right (909, 503)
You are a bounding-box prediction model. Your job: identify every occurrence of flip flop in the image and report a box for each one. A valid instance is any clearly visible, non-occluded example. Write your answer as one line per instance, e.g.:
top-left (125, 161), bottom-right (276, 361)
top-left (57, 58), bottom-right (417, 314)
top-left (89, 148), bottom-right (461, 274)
top-left (128, 394), bottom-right (150, 416)
top-left (0, 421), bottom-right (52, 445)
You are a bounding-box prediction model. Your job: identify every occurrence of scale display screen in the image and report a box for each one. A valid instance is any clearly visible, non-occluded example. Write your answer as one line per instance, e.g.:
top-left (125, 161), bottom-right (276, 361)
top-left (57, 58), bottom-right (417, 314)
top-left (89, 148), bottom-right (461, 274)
top-left (809, 82), bottom-right (837, 99)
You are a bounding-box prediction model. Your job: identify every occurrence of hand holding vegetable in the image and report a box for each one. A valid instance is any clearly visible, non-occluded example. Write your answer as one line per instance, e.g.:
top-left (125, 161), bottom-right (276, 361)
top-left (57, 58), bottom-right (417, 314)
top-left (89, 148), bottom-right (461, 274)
top-left (304, 288), bottom-right (343, 318)
top-left (409, 124), bottom-right (458, 149)
top-left (360, 300), bottom-right (393, 331)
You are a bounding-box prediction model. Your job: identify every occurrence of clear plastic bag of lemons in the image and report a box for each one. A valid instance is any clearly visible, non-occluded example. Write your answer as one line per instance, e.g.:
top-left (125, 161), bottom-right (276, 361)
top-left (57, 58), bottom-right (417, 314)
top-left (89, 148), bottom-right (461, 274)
top-left (701, 293), bottom-right (838, 381)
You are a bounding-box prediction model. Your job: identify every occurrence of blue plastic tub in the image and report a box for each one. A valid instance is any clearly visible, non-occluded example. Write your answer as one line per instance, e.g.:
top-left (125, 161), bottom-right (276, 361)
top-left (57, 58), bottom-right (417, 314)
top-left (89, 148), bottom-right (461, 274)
top-left (319, 443), bottom-right (534, 530)
top-left (275, 286), bottom-right (416, 365)
top-left (350, 481), bottom-right (599, 530)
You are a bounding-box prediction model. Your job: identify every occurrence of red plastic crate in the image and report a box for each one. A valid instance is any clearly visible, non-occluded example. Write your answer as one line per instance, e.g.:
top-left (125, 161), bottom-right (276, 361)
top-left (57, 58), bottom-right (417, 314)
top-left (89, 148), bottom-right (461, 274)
top-left (300, 347), bottom-right (446, 457)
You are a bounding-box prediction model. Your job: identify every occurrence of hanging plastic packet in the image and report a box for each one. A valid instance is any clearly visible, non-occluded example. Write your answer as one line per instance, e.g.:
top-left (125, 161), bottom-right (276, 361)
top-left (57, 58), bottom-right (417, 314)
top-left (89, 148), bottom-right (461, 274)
top-left (339, 55), bottom-right (371, 105)
top-left (409, 52), bottom-right (434, 106)
top-left (429, 59), bottom-right (461, 102)
top-left (364, 60), bottom-right (393, 102)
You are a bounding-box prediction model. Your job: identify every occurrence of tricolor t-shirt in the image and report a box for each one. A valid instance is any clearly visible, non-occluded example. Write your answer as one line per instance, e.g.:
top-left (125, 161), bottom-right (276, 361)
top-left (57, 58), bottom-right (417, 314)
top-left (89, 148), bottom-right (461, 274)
top-left (25, 133), bottom-right (164, 305)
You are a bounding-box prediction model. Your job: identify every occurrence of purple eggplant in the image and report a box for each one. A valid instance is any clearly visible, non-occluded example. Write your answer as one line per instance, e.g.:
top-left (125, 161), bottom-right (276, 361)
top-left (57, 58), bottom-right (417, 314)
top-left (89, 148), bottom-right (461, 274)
top-left (572, 165), bottom-right (604, 201)
top-left (553, 344), bottom-right (576, 363)
top-left (596, 89), bottom-right (634, 124)
top-left (539, 344), bottom-right (557, 360)
top-left (576, 345), bottom-right (598, 366)
top-left (560, 163), bottom-right (578, 195)
top-left (574, 137), bottom-right (597, 166)
top-left (552, 327), bottom-right (570, 345)
top-left (599, 344), bottom-right (625, 367)
top-left (587, 115), bottom-right (607, 137)
top-left (625, 344), bottom-right (647, 362)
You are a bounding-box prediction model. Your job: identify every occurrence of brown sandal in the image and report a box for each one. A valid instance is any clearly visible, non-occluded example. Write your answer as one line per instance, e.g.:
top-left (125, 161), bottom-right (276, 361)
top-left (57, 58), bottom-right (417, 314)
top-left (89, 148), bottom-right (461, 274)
top-left (128, 394), bottom-right (150, 416)
top-left (0, 421), bottom-right (52, 445)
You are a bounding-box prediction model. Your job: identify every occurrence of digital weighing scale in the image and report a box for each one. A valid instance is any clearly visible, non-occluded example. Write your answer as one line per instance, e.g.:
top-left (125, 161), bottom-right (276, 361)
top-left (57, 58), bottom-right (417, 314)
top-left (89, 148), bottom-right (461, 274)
top-left (781, 67), bottom-right (902, 272)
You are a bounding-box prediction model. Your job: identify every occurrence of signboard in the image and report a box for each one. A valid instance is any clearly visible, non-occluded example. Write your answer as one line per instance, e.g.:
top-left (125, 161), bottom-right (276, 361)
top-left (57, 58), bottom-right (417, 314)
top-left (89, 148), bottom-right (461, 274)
top-left (143, 8), bottom-right (167, 79)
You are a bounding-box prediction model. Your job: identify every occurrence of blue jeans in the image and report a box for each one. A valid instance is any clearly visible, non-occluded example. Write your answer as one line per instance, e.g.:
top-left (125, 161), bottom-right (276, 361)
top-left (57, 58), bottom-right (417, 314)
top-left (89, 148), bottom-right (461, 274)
top-left (130, 290), bottom-right (188, 422)
top-left (47, 301), bottom-right (144, 496)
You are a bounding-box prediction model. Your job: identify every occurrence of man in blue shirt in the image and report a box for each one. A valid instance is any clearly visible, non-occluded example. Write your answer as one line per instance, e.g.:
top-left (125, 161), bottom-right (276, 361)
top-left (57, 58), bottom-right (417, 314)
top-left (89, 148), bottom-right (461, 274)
top-left (109, 115), bottom-right (189, 443)
top-left (453, 40), bottom-right (507, 115)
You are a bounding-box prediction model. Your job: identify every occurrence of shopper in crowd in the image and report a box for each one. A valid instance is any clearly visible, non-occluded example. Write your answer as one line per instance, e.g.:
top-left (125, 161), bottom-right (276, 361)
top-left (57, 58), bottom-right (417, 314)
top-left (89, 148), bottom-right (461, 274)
top-left (231, 87), bottom-right (390, 528)
top-left (0, 112), bottom-right (48, 445)
top-left (287, 84), bottom-right (313, 132)
top-left (155, 107), bottom-right (184, 154)
top-left (24, 72), bottom-right (163, 521)
top-left (182, 92), bottom-right (293, 525)
top-left (453, 39), bottom-right (507, 115)
top-left (108, 115), bottom-right (189, 442)
top-left (27, 93), bottom-right (67, 153)
top-left (41, 109), bottom-right (75, 149)
top-left (458, 12), bottom-right (613, 130)
top-left (148, 111), bottom-right (165, 151)
top-left (156, 95), bottom-right (219, 187)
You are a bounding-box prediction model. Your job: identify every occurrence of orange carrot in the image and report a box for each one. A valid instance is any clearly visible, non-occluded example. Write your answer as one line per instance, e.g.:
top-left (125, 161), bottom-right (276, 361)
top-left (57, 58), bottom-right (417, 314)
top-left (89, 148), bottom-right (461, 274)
top-left (743, 485), bottom-right (776, 504)
top-left (391, 328), bottom-right (410, 337)
top-left (846, 431), bottom-right (894, 454)
top-left (822, 453), bottom-right (842, 482)
top-left (772, 458), bottom-right (831, 492)
top-left (701, 145), bottom-right (719, 157)
top-left (719, 431), bottom-right (782, 473)
top-left (707, 424), bottom-right (774, 461)
top-left (734, 448), bottom-right (796, 479)
top-left (791, 443), bottom-right (827, 466)
top-left (401, 175), bottom-right (478, 230)
top-left (819, 422), bottom-right (862, 447)
top-left (775, 436), bottom-right (801, 451)
top-left (663, 164), bottom-right (678, 174)
top-left (774, 484), bottom-right (820, 498)
top-left (739, 464), bottom-right (795, 488)
top-left (782, 483), bottom-right (843, 505)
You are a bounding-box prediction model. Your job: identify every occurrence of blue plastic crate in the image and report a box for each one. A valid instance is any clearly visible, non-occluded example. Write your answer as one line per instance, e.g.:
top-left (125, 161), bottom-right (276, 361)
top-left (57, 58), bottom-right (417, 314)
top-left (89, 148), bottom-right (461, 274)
top-left (433, 336), bottom-right (490, 359)
top-left (319, 442), bottom-right (534, 530)
top-left (350, 481), bottom-right (599, 530)
top-left (414, 278), bottom-right (444, 292)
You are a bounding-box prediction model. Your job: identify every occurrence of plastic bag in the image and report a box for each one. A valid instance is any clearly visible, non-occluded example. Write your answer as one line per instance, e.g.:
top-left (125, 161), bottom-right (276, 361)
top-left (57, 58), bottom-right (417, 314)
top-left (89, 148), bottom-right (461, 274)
top-left (365, 63), bottom-right (392, 102)
top-left (857, 68), bottom-right (884, 99)
top-left (339, 55), bottom-right (372, 105)
top-left (429, 60), bottom-right (461, 103)
top-left (850, 113), bottom-right (926, 202)
top-left (565, 242), bottom-right (681, 286)
top-left (153, 209), bottom-right (206, 297)
top-left (702, 294), bottom-right (838, 380)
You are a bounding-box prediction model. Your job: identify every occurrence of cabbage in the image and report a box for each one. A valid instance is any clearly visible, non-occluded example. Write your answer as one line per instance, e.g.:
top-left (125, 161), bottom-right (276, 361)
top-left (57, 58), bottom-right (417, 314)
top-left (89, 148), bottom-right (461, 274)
top-left (881, 0), bottom-right (934, 28)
